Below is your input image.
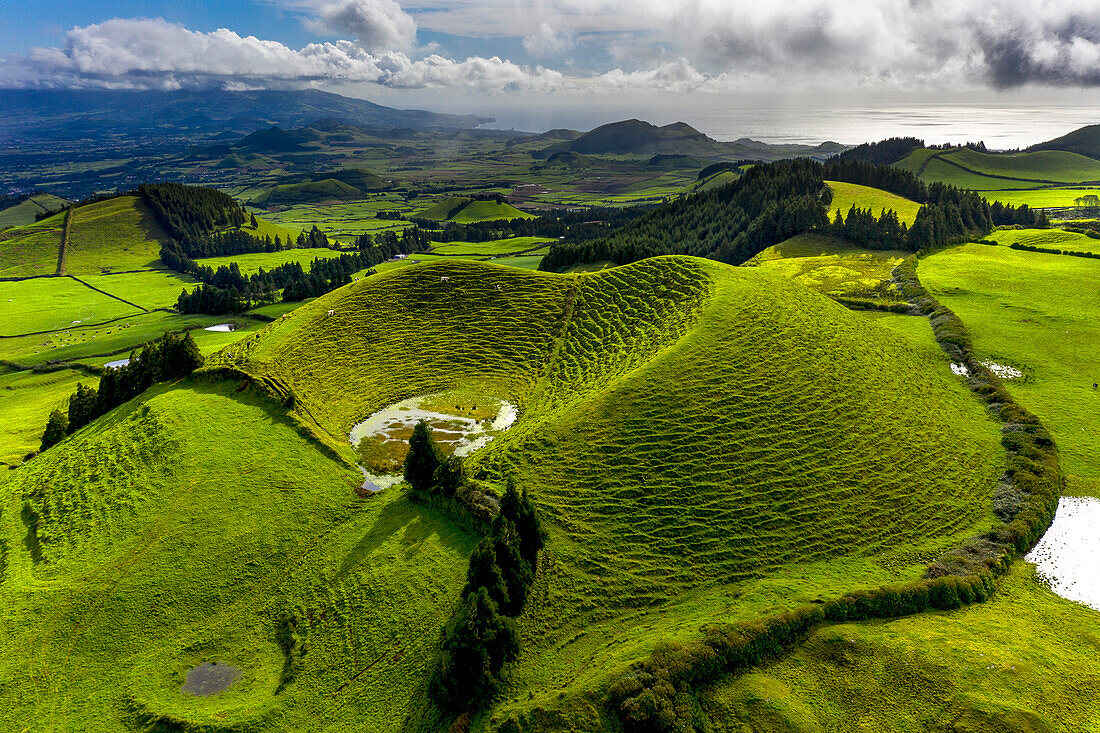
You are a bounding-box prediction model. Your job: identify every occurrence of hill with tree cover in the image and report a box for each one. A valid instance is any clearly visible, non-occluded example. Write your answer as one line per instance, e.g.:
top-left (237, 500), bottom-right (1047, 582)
top-left (539, 158), bottom-right (1024, 271)
top-left (195, 255), bottom-right (1003, 728)
top-left (1027, 123), bottom-right (1100, 159)
top-left (416, 195), bottom-right (533, 224)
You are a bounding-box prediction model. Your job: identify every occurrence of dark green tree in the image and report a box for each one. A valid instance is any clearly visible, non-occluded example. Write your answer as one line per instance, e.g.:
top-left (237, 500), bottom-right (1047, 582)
top-left (491, 519), bottom-right (534, 616)
top-left (499, 480), bottom-right (546, 570)
top-left (67, 383), bottom-right (99, 433)
top-left (463, 537), bottom-right (510, 610)
top-left (432, 454), bottom-right (467, 499)
top-left (430, 586), bottom-right (519, 711)
top-left (250, 213), bottom-right (258, 228)
top-left (162, 332), bottom-right (204, 378)
top-left (41, 410), bottom-right (68, 450)
top-left (404, 420), bottom-right (444, 494)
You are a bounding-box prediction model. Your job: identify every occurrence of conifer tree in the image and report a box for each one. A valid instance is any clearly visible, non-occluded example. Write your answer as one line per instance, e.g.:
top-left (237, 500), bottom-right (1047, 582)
top-left (403, 420), bottom-right (444, 494)
top-left (41, 410), bottom-right (68, 450)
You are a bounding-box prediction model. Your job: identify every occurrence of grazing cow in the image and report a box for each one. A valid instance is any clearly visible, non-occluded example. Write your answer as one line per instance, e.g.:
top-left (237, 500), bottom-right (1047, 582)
top-left (495, 284), bottom-right (502, 290)
top-left (441, 276), bottom-right (450, 282)
top-left (327, 309), bottom-right (335, 317)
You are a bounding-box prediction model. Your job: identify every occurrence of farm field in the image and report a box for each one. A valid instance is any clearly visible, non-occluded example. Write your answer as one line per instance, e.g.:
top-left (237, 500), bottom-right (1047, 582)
top-left (921, 243), bottom-right (1100, 496)
top-left (896, 148), bottom-right (1100, 190)
top-left (429, 236), bottom-right (555, 256)
top-left (827, 180), bottom-right (922, 225)
top-left (63, 195), bottom-right (167, 274)
top-left (0, 276), bottom-right (143, 337)
top-left (748, 234), bottom-right (908, 306)
top-left (0, 192), bottom-right (68, 229)
top-left (208, 256), bottom-right (1004, 727)
top-left (980, 187), bottom-right (1100, 209)
top-left (82, 269), bottom-right (201, 310)
top-left (990, 227), bottom-right (1100, 255)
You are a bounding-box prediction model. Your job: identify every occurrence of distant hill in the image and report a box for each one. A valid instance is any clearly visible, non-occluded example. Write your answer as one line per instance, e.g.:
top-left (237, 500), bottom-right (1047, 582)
top-left (253, 169), bottom-right (386, 205)
top-left (534, 118), bottom-right (847, 161)
top-left (233, 126), bottom-right (319, 152)
top-left (644, 153), bottom-right (702, 170)
top-left (532, 151), bottom-right (594, 169)
top-left (417, 196), bottom-right (532, 223)
top-left (0, 88), bottom-right (492, 146)
top-left (1027, 124), bottom-right (1100, 160)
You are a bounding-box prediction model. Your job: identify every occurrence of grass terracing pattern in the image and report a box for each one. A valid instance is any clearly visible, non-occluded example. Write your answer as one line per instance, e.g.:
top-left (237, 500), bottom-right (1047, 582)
top-left (209, 256), bottom-right (1005, 728)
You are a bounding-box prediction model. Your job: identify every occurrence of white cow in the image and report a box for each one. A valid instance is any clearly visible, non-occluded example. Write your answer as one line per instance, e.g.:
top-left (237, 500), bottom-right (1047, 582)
top-left (326, 309), bottom-right (335, 317)
top-left (441, 276), bottom-right (450, 283)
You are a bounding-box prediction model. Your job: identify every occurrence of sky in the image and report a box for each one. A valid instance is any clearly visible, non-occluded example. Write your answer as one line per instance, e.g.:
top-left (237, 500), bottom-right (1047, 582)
top-left (2, 1), bottom-right (1100, 143)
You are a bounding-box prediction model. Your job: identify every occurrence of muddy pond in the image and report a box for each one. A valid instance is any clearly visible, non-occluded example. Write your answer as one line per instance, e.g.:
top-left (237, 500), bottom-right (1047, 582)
top-left (181, 661), bottom-right (240, 696)
top-left (349, 393), bottom-right (517, 493)
top-left (1026, 496), bottom-right (1100, 611)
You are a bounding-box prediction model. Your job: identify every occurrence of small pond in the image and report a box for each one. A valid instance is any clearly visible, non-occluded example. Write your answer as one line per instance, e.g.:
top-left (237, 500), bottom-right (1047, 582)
top-left (105, 358), bottom-right (130, 369)
top-left (204, 323), bottom-right (237, 332)
top-left (350, 393), bottom-right (518, 493)
top-left (180, 661), bottom-right (241, 696)
top-left (1025, 496), bottom-right (1100, 611)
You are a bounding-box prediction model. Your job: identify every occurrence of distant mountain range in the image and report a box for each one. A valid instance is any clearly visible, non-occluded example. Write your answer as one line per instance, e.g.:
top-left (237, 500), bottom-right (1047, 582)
top-left (0, 88), bottom-right (491, 146)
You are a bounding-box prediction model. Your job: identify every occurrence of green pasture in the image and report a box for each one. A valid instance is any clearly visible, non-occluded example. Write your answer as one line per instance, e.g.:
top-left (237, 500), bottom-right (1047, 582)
top-left (980, 187), bottom-right (1100, 209)
top-left (702, 564), bottom-right (1100, 732)
top-left (195, 247), bottom-right (347, 276)
top-left (430, 236), bottom-right (555, 256)
top-left (0, 380), bottom-right (475, 731)
top-left (64, 196), bottom-right (167, 274)
top-left (947, 147), bottom-right (1100, 183)
top-left (921, 243), bottom-right (1100, 496)
top-left (990, 227), bottom-right (1100, 255)
top-left (0, 367), bottom-right (94, 466)
top-left (748, 234), bottom-right (907, 305)
top-left (0, 277), bottom-right (142, 337)
top-left (0, 193), bottom-right (68, 230)
top-left (826, 180), bottom-right (922, 225)
top-left (82, 269), bottom-right (200, 310)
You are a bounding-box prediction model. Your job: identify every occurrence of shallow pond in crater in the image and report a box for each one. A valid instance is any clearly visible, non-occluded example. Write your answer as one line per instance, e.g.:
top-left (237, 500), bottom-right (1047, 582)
top-left (349, 392), bottom-right (518, 493)
top-left (180, 661), bottom-right (241, 697)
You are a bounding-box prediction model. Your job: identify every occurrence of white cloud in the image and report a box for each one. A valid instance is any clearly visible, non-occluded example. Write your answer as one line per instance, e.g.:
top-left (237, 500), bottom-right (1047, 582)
top-left (310, 0), bottom-right (417, 51)
top-left (523, 23), bottom-right (574, 59)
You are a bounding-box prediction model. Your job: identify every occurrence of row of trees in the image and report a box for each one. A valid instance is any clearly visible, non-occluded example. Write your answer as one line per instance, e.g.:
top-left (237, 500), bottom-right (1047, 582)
top-left (402, 421), bottom-right (546, 713)
top-left (41, 332), bottom-right (204, 450)
top-left (412, 205), bottom-right (646, 244)
top-left (539, 158), bottom-right (1050, 271)
top-left (838, 137), bottom-right (925, 166)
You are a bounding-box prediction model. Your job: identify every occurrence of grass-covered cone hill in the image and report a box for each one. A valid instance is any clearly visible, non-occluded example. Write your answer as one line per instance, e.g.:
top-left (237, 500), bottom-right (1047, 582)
top-left (201, 255), bottom-right (1003, 727)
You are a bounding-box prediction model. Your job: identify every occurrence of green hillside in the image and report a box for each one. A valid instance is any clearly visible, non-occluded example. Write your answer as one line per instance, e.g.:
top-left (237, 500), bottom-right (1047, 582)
top-left (827, 180), bottom-right (922, 225)
top-left (894, 147), bottom-right (1100, 189)
top-left (65, 195), bottom-right (168, 274)
top-left (0, 211), bottom-right (65, 277)
top-left (201, 256), bottom-right (1002, 727)
top-left (0, 192), bottom-right (69, 230)
top-left (1027, 123), bottom-right (1100, 159)
top-left (254, 179), bottom-right (368, 205)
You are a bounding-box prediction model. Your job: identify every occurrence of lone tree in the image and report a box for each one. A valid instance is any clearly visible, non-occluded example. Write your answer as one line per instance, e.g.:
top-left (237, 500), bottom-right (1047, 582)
top-left (41, 410), bottom-right (68, 451)
top-left (404, 420), bottom-right (444, 494)
top-left (432, 454), bottom-right (467, 499)
top-left (499, 479), bottom-right (546, 570)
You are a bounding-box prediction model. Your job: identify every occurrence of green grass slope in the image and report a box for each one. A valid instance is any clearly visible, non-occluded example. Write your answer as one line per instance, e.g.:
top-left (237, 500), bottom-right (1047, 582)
top-left (0, 380), bottom-right (474, 731)
top-left (921, 243), bottom-right (1100, 496)
top-left (0, 193), bottom-right (68, 230)
top-left (0, 367), bottom-right (94, 466)
top-left (895, 147), bottom-right (1100, 189)
top-left (748, 233), bottom-right (908, 306)
top-left (0, 277), bottom-right (143, 337)
top-left (212, 256), bottom-right (1003, 726)
top-left (65, 196), bottom-right (167, 274)
top-left (702, 563), bottom-right (1100, 732)
top-left (0, 212), bottom-right (64, 277)
top-left (1028, 123), bottom-right (1100, 159)
top-left (827, 180), bottom-right (922, 225)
